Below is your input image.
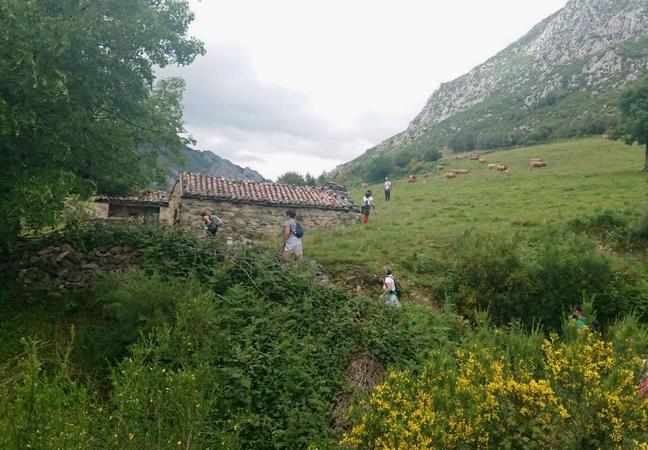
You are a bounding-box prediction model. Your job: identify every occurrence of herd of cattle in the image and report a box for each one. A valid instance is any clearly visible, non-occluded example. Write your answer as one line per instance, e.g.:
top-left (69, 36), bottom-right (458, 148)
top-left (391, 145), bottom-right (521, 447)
top-left (423, 153), bottom-right (547, 181)
top-left (362, 153), bottom-right (548, 187)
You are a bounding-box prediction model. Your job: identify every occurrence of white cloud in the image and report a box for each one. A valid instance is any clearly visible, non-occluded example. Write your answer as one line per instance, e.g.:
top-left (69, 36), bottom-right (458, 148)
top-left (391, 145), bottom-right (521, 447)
top-left (162, 0), bottom-right (569, 180)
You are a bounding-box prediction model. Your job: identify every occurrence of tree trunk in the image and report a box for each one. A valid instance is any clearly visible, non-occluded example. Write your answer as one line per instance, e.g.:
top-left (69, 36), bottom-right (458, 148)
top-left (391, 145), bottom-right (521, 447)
top-left (645, 143), bottom-right (648, 172)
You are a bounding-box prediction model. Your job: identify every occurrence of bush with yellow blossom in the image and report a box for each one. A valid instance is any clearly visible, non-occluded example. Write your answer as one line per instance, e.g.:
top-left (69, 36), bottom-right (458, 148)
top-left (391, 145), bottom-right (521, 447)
top-left (342, 315), bottom-right (648, 449)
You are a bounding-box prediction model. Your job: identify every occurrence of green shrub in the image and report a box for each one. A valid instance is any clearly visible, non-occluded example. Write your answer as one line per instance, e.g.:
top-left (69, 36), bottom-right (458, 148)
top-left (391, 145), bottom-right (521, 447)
top-left (438, 231), bottom-right (648, 331)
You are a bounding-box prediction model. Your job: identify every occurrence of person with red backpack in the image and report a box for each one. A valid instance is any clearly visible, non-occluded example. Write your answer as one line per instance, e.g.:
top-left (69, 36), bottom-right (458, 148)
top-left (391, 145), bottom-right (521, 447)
top-left (283, 209), bottom-right (303, 258)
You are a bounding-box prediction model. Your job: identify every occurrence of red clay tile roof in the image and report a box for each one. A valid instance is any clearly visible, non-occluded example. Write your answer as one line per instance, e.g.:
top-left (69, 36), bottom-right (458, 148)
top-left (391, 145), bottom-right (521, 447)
top-left (95, 191), bottom-right (169, 206)
top-left (181, 172), bottom-right (356, 210)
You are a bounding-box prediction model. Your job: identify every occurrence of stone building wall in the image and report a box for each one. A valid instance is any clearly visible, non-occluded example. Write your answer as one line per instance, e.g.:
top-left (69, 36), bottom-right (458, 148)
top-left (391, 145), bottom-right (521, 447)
top-left (178, 198), bottom-right (359, 238)
top-left (95, 202), bottom-right (109, 219)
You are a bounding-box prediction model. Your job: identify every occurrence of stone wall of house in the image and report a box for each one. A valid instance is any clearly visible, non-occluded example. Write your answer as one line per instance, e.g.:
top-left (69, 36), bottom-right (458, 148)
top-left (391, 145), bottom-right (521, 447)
top-left (95, 202), bottom-right (109, 219)
top-left (178, 198), bottom-right (359, 238)
top-left (159, 206), bottom-right (172, 224)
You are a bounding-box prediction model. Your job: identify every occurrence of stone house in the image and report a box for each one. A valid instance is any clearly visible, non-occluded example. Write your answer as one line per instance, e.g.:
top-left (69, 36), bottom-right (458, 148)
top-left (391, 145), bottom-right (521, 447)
top-left (170, 172), bottom-right (359, 238)
top-left (94, 191), bottom-right (173, 224)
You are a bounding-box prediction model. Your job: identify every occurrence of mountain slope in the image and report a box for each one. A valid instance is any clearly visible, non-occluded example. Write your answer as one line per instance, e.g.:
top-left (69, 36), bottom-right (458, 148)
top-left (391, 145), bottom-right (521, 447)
top-left (164, 147), bottom-right (268, 187)
top-left (337, 0), bottom-right (648, 177)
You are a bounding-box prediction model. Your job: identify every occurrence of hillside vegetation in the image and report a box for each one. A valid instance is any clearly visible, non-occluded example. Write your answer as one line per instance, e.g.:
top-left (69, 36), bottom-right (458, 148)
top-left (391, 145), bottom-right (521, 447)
top-left (309, 137), bottom-right (648, 327)
top-left (2, 137), bottom-right (648, 449)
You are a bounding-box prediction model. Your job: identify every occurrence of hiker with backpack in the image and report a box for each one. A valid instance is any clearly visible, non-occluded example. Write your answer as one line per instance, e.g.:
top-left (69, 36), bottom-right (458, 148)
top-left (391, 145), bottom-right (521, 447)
top-left (361, 190), bottom-right (374, 224)
top-left (283, 209), bottom-right (304, 258)
top-left (200, 210), bottom-right (224, 236)
top-left (379, 265), bottom-right (401, 307)
top-left (384, 177), bottom-right (392, 202)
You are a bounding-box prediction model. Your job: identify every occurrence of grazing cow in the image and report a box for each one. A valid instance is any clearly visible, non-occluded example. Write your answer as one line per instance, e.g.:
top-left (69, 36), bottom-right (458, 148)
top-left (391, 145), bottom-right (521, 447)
top-left (469, 154), bottom-right (479, 161)
top-left (488, 164), bottom-right (498, 171)
top-left (455, 168), bottom-right (471, 175)
top-left (443, 170), bottom-right (457, 180)
top-left (529, 158), bottom-right (543, 163)
top-left (455, 155), bottom-right (465, 160)
top-left (530, 160), bottom-right (546, 169)
top-left (496, 164), bottom-right (508, 173)
top-left (362, 181), bottom-right (369, 188)
top-left (407, 175), bottom-right (417, 183)
top-left (478, 158), bottom-right (487, 164)
top-left (437, 165), bottom-right (445, 171)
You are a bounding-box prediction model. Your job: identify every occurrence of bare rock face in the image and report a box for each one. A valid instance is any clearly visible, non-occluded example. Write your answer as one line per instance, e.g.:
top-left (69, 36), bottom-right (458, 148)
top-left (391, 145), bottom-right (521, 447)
top-left (337, 0), bottom-right (648, 172)
top-left (19, 244), bottom-right (137, 291)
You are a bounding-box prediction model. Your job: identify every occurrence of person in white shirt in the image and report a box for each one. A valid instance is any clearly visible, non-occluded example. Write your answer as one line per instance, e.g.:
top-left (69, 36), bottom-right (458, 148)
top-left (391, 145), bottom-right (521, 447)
top-left (383, 177), bottom-right (392, 202)
top-left (361, 190), bottom-right (374, 224)
top-left (283, 209), bottom-right (303, 258)
top-left (379, 265), bottom-right (401, 307)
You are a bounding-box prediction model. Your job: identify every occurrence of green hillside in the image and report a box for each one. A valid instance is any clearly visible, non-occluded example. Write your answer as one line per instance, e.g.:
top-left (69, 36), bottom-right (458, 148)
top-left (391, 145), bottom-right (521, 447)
top-left (309, 137), bottom-right (648, 296)
top-left (3, 137), bottom-right (648, 448)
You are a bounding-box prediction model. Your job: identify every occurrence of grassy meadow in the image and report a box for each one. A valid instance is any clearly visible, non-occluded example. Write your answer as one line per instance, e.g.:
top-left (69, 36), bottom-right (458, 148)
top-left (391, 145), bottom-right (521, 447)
top-left (307, 137), bottom-right (648, 294)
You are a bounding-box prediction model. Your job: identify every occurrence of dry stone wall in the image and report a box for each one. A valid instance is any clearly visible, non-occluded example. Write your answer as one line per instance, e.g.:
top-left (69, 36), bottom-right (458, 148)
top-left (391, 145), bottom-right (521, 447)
top-left (19, 244), bottom-right (136, 291)
top-left (178, 199), bottom-right (359, 239)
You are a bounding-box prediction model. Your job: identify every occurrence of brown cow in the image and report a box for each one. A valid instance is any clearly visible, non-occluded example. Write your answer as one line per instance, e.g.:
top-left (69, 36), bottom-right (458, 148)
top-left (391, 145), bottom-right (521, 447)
top-left (443, 171), bottom-right (457, 180)
top-left (362, 181), bottom-right (369, 188)
top-left (437, 165), bottom-right (445, 171)
top-left (530, 161), bottom-right (546, 168)
top-left (455, 155), bottom-right (465, 160)
top-left (455, 168), bottom-right (471, 175)
top-left (488, 163), bottom-right (498, 171)
top-left (496, 164), bottom-right (508, 173)
top-left (478, 158), bottom-right (487, 164)
top-left (407, 175), bottom-right (417, 183)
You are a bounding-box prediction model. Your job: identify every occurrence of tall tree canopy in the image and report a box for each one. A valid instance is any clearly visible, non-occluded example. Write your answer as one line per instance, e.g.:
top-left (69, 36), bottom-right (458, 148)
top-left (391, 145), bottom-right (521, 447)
top-left (276, 172), bottom-right (307, 186)
top-left (615, 75), bottom-right (648, 172)
top-left (0, 0), bottom-right (204, 243)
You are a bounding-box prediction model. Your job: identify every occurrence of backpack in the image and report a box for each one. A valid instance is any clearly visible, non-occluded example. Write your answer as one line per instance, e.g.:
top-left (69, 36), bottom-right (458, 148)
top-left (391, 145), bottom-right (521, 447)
top-left (293, 221), bottom-right (304, 238)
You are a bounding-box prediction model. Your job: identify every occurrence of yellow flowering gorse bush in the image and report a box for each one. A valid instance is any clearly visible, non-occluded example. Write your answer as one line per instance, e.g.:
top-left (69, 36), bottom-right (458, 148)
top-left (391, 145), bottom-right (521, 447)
top-left (342, 327), bottom-right (648, 449)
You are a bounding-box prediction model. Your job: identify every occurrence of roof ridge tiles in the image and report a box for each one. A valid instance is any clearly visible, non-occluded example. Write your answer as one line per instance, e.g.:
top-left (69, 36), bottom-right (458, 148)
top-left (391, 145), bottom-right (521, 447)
top-left (180, 171), bottom-right (354, 210)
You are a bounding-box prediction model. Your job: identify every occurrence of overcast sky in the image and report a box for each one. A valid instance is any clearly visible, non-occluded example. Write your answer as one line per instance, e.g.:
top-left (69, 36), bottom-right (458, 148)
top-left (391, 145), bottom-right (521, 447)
top-left (162, 0), bottom-right (569, 180)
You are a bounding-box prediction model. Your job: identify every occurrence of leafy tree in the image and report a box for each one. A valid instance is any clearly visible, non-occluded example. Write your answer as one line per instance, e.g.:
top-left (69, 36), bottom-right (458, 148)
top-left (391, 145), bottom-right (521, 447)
top-left (449, 131), bottom-right (477, 152)
top-left (0, 0), bottom-right (204, 244)
top-left (316, 172), bottom-right (328, 186)
top-left (364, 154), bottom-right (393, 182)
top-left (304, 173), bottom-right (317, 187)
top-left (394, 149), bottom-right (413, 168)
top-left (277, 171), bottom-right (306, 186)
top-left (614, 75), bottom-right (648, 172)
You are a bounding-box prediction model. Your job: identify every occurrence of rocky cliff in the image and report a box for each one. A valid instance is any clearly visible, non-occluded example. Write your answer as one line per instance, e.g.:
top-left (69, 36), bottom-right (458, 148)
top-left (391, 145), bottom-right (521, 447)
top-left (338, 0), bottom-right (648, 176)
top-left (165, 147), bottom-right (268, 188)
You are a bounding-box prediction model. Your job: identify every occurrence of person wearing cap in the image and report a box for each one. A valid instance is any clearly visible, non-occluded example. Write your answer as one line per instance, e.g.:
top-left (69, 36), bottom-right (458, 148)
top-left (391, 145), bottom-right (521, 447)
top-left (361, 190), bottom-right (374, 224)
top-left (283, 209), bottom-right (303, 258)
top-left (383, 177), bottom-right (392, 202)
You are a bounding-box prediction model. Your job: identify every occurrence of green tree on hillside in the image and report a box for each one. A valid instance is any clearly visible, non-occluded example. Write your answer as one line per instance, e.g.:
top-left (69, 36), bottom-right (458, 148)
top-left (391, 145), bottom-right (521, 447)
top-left (614, 75), bottom-right (648, 172)
top-left (0, 0), bottom-right (204, 244)
top-left (364, 154), bottom-right (393, 182)
top-left (277, 171), bottom-right (306, 185)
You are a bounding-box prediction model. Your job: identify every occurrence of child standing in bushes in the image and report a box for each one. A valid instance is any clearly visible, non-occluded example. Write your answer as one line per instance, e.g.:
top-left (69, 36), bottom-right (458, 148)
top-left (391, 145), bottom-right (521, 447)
top-left (573, 305), bottom-right (586, 331)
top-left (379, 266), bottom-right (401, 307)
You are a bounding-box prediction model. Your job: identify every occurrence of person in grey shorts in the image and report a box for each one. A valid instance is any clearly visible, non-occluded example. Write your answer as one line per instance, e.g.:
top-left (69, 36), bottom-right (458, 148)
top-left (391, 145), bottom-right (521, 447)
top-left (283, 209), bottom-right (303, 258)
